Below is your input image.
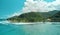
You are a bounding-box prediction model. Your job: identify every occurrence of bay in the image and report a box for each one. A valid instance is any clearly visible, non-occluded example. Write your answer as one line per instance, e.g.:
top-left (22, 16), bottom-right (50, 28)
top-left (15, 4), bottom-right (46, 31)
top-left (0, 21), bottom-right (60, 35)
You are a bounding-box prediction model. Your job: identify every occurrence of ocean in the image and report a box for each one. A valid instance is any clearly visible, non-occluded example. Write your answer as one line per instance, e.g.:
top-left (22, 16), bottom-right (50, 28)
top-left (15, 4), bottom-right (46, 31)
top-left (0, 21), bottom-right (60, 35)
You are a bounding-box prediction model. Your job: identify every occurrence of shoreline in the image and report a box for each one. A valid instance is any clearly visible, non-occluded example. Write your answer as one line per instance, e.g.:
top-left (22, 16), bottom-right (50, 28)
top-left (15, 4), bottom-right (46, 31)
top-left (0, 20), bottom-right (60, 25)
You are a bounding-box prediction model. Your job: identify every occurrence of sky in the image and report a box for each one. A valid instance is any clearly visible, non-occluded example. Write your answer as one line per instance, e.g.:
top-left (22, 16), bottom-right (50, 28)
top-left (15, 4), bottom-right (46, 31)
top-left (0, 0), bottom-right (60, 19)
top-left (0, 0), bottom-right (25, 19)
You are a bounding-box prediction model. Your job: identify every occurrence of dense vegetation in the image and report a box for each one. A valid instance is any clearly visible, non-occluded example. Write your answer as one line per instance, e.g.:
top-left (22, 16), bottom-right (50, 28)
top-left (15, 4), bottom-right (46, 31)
top-left (7, 10), bottom-right (60, 22)
top-left (7, 12), bottom-right (46, 22)
top-left (49, 11), bottom-right (60, 22)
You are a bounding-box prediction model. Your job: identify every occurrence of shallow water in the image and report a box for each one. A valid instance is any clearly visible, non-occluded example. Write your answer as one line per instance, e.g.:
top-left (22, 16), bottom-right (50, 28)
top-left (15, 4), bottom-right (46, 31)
top-left (0, 21), bottom-right (60, 35)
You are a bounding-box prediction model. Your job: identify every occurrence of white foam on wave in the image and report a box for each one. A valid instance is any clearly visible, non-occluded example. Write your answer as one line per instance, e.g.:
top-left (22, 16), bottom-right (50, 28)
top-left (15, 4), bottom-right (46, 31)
top-left (10, 22), bottom-right (36, 25)
top-left (0, 21), bottom-right (11, 24)
top-left (1, 21), bottom-right (57, 25)
top-left (0, 21), bottom-right (35, 25)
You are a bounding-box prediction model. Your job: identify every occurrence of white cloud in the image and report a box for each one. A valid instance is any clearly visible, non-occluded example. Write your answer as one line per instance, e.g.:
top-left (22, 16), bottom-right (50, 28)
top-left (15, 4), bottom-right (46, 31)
top-left (9, 0), bottom-right (60, 17)
top-left (22, 0), bottom-right (60, 13)
top-left (8, 11), bottom-right (23, 18)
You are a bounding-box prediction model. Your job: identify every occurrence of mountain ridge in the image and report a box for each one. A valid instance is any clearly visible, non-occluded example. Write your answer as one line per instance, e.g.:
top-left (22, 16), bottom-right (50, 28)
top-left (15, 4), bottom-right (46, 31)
top-left (6, 10), bottom-right (60, 22)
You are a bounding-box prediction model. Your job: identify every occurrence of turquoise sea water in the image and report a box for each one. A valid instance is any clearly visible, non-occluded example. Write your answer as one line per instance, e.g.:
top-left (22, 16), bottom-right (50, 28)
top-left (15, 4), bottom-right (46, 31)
top-left (0, 21), bottom-right (60, 35)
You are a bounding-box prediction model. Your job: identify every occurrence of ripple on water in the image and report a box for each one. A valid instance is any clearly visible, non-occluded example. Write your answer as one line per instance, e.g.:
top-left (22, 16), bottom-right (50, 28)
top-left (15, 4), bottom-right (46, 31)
top-left (0, 22), bottom-right (60, 35)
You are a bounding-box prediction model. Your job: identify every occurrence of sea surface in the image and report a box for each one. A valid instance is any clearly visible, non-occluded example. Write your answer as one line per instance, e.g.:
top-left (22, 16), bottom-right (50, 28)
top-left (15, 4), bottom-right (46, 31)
top-left (0, 21), bottom-right (60, 35)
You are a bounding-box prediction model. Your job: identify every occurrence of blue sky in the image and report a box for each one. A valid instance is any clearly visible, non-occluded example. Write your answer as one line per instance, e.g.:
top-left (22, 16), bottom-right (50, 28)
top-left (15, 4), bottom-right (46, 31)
top-left (0, 0), bottom-right (58, 19)
top-left (0, 0), bottom-right (25, 19)
top-left (44, 0), bottom-right (55, 2)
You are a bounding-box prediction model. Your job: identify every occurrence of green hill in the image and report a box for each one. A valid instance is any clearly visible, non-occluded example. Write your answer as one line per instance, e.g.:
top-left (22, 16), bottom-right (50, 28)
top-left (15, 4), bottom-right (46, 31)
top-left (7, 10), bottom-right (60, 22)
top-left (7, 12), bottom-right (46, 22)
